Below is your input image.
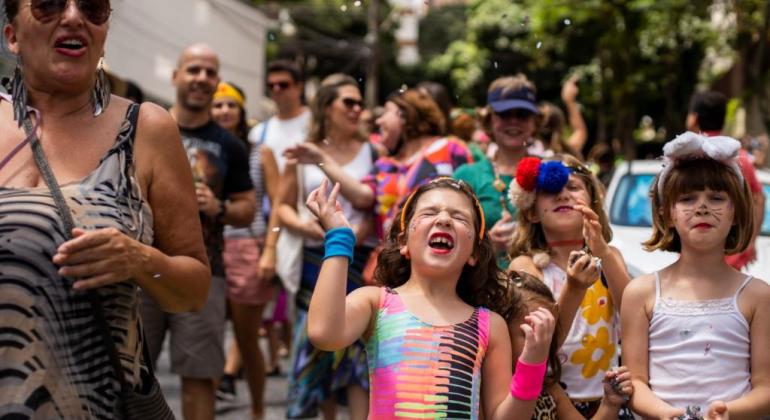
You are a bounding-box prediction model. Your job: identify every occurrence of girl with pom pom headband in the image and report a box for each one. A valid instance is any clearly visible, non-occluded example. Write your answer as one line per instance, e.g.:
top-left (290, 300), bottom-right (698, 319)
top-left (508, 154), bottom-right (629, 408)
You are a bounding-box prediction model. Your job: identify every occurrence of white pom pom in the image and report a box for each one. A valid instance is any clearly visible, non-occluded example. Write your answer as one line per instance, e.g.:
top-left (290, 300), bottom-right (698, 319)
top-left (532, 251), bottom-right (550, 269)
top-left (508, 181), bottom-right (536, 210)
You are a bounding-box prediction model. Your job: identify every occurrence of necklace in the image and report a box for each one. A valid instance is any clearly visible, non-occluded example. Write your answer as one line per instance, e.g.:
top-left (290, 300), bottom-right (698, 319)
top-left (547, 239), bottom-right (585, 248)
top-left (490, 159), bottom-right (514, 214)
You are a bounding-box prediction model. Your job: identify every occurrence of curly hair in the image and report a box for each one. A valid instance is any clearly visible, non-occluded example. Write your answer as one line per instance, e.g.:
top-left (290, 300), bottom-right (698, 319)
top-left (373, 178), bottom-right (512, 315)
top-left (509, 154), bottom-right (610, 261)
top-left (506, 270), bottom-right (562, 388)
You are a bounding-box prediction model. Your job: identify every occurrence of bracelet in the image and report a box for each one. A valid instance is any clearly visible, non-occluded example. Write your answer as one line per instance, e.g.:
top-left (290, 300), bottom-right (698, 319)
top-left (324, 227), bottom-right (355, 262)
top-left (510, 358), bottom-right (547, 401)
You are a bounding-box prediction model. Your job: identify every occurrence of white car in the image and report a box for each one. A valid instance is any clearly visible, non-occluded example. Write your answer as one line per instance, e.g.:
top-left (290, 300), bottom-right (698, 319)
top-left (605, 160), bottom-right (770, 280)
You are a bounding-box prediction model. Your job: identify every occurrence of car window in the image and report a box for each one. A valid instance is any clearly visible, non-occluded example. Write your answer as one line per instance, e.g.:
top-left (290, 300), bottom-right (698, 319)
top-left (762, 182), bottom-right (770, 236)
top-left (610, 174), bottom-right (655, 227)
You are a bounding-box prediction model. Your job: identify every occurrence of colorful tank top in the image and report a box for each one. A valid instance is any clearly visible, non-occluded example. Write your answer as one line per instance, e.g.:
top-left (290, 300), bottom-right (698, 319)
top-left (0, 103), bottom-right (154, 418)
top-left (365, 288), bottom-right (490, 419)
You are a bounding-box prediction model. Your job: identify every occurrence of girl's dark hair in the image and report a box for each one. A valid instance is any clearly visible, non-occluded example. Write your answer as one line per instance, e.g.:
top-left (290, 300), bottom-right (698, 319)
top-left (373, 178), bottom-right (512, 316)
top-left (506, 270), bottom-right (562, 388)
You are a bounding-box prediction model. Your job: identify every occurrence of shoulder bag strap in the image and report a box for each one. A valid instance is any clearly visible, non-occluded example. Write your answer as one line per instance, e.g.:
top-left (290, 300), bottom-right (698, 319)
top-left (22, 117), bottom-right (135, 393)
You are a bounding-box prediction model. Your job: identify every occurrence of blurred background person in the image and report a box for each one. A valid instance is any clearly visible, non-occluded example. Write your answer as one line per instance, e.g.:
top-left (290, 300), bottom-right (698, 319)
top-left (279, 74), bottom-right (375, 420)
top-left (454, 74), bottom-right (540, 267)
top-left (248, 59), bottom-right (312, 386)
top-left (211, 81), bottom-right (282, 419)
top-left (537, 74), bottom-right (588, 159)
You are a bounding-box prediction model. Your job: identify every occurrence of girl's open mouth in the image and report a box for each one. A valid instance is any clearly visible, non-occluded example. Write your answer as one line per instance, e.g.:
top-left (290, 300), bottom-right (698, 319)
top-left (554, 205), bottom-right (574, 213)
top-left (428, 232), bottom-right (455, 254)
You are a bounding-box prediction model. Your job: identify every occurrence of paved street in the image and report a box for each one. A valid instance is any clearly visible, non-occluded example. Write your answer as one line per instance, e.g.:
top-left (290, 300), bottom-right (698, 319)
top-left (155, 324), bottom-right (351, 419)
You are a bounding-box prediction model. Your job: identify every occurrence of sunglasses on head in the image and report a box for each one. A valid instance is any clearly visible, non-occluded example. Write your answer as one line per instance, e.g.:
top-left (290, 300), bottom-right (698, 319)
top-left (495, 108), bottom-right (534, 120)
top-left (267, 81), bottom-right (292, 91)
top-left (341, 97), bottom-right (363, 110)
top-left (28, 0), bottom-right (111, 25)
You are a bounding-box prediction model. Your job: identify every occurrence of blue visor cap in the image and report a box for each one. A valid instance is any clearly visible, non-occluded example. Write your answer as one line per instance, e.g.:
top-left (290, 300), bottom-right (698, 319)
top-left (487, 87), bottom-right (539, 114)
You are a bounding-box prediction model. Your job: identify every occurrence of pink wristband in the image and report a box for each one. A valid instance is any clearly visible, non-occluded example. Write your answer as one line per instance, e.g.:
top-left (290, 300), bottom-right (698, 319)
top-left (510, 358), bottom-right (547, 401)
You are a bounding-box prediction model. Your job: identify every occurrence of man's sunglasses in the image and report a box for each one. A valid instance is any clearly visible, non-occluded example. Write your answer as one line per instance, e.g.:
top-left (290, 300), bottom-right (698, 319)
top-left (28, 0), bottom-right (111, 25)
top-left (341, 97), bottom-right (363, 110)
top-left (495, 108), bottom-right (535, 120)
top-left (267, 81), bottom-right (292, 91)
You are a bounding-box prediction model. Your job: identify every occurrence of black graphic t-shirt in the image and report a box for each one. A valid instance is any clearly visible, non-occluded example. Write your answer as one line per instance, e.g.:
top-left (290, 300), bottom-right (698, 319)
top-left (181, 121), bottom-right (252, 276)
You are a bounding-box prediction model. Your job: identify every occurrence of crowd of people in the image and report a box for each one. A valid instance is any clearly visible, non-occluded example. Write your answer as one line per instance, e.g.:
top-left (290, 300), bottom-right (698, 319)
top-left (1, 1), bottom-right (769, 420)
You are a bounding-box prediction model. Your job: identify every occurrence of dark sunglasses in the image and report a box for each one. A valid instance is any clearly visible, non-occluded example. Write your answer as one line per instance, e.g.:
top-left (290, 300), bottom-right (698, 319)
top-left (267, 81), bottom-right (292, 91)
top-left (29, 0), bottom-right (111, 25)
top-left (341, 97), bottom-right (363, 109)
top-left (495, 108), bottom-right (535, 120)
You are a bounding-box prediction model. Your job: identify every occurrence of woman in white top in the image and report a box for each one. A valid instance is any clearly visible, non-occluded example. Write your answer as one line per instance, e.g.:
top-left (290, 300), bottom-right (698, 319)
top-left (621, 133), bottom-right (770, 419)
top-left (278, 74), bottom-right (376, 420)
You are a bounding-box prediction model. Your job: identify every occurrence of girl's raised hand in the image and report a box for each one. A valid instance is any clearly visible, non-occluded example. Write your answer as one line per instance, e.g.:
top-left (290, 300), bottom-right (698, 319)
top-left (602, 366), bottom-right (632, 406)
top-left (573, 203), bottom-right (609, 258)
top-left (306, 179), bottom-right (351, 231)
top-left (519, 307), bottom-right (555, 364)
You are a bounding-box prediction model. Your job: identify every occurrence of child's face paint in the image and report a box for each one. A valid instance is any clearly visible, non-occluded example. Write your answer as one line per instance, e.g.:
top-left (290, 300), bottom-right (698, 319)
top-left (670, 188), bottom-right (735, 250)
top-left (401, 188), bottom-right (478, 275)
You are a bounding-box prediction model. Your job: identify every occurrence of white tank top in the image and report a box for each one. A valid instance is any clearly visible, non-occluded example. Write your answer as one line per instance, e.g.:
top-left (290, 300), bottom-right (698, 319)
top-left (648, 272), bottom-right (752, 409)
top-left (541, 262), bottom-right (618, 400)
top-left (303, 142), bottom-right (375, 248)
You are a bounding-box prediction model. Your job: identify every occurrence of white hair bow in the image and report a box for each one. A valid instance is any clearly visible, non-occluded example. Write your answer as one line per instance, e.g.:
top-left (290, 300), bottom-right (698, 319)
top-left (657, 131), bottom-right (744, 200)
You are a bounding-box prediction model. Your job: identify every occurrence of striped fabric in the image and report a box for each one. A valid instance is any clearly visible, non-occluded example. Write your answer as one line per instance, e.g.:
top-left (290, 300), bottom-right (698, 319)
top-left (0, 104), bottom-right (154, 418)
top-left (366, 288), bottom-right (489, 419)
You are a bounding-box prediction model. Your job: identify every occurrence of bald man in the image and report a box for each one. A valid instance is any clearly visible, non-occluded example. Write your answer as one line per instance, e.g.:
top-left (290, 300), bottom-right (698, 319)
top-left (140, 44), bottom-right (256, 420)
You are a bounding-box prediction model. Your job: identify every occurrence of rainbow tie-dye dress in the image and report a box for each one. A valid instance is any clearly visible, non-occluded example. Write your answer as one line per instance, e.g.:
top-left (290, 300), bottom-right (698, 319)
top-left (365, 288), bottom-right (490, 419)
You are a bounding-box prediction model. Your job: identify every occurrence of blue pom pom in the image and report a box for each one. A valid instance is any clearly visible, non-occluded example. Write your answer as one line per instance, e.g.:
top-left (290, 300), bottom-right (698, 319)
top-left (536, 161), bottom-right (571, 193)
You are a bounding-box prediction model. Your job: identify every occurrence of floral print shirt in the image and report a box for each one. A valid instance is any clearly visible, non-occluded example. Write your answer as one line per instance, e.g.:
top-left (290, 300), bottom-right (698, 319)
top-left (542, 262), bottom-right (618, 400)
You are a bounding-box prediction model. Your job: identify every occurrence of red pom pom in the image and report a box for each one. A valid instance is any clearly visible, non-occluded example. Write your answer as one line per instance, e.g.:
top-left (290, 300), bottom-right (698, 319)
top-left (515, 157), bottom-right (542, 191)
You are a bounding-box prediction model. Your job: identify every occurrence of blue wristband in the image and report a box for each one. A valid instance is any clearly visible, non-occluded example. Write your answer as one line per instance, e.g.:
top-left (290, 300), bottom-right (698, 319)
top-left (324, 227), bottom-right (356, 262)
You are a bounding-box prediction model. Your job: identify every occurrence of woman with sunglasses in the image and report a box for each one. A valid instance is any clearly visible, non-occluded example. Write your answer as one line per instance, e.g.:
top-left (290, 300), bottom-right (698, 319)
top-left (278, 74), bottom-right (377, 420)
top-left (453, 74), bottom-right (542, 268)
top-left (0, 1), bottom-right (209, 418)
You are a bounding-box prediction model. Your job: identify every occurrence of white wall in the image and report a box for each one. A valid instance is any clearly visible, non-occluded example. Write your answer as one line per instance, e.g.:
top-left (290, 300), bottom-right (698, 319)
top-left (105, 0), bottom-right (274, 117)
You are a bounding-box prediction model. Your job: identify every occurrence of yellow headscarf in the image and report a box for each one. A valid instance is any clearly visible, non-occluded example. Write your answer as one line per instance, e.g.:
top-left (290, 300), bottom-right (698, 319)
top-left (214, 82), bottom-right (245, 108)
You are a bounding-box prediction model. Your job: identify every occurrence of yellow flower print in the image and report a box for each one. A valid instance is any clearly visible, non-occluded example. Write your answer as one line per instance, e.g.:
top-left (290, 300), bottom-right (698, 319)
top-left (570, 327), bottom-right (616, 379)
top-left (580, 282), bottom-right (613, 325)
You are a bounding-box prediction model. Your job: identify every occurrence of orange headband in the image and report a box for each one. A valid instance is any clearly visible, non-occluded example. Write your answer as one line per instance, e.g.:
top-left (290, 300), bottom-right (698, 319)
top-left (214, 82), bottom-right (245, 108)
top-left (399, 178), bottom-right (486, 242)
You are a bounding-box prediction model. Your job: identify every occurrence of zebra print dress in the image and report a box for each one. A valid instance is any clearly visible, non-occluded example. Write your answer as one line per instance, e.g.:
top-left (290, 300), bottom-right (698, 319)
top-left (0, 103), bottom-right (154, 419)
